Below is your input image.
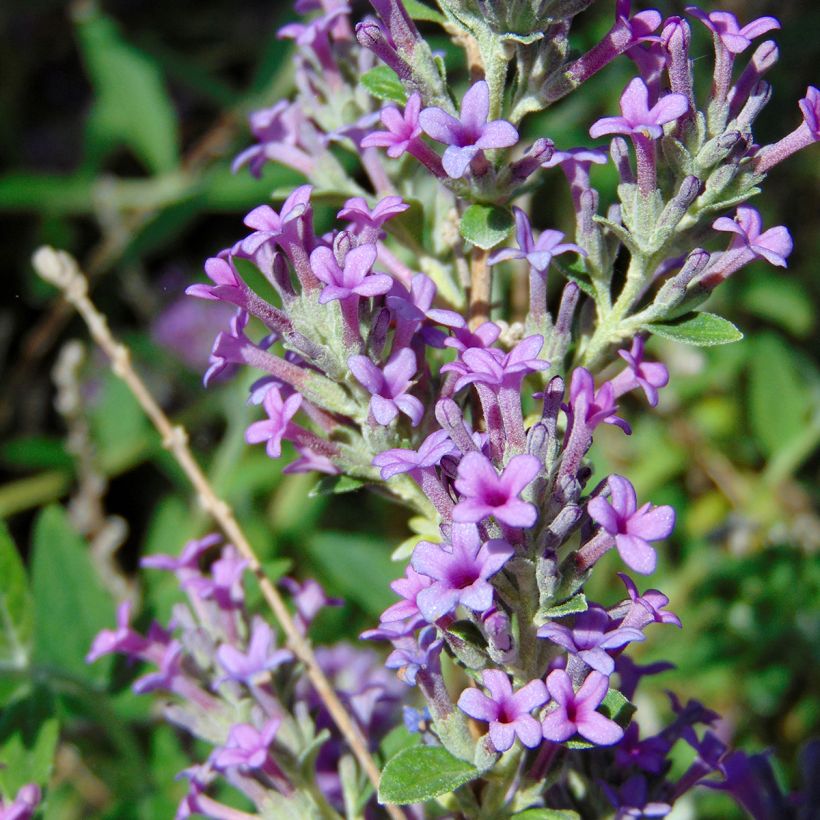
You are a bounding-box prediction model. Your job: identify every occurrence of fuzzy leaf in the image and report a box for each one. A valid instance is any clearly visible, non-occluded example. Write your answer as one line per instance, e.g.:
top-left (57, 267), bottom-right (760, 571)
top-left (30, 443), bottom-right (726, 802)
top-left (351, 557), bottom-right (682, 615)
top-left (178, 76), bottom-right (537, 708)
top-left (600, 689), bottom-right (636, 728)
top-left (31, 506), bottom-right (116, 683)
top-left (536, 592), bottom-right (588, 625)
top-left (360, 66), bottom-right (407, 105)
top-left (378, 745), bottom-right (477, 805)
top-left (0, 522), bottom-right (34, 674)
top-left (404, 0), bottom-right (447, 23)
top-left (644, 312), bottom-right (743, 346)
top-left (460, 204), bottom-right (514, 250)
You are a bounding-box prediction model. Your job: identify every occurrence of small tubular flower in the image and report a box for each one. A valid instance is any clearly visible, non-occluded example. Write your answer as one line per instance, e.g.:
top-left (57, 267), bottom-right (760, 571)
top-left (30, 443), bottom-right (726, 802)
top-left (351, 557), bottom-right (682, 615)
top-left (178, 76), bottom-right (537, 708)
top-left (590, 78), bottom-right (688, 141)
top-left (349, 348), bottom-right (423, 426)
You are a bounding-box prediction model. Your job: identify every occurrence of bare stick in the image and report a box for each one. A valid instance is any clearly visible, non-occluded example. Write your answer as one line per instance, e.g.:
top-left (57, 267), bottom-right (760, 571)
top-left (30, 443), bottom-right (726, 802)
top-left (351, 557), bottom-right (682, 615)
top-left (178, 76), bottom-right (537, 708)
top-left (469, 247), bottom-right (492, 329)
top-left (32, 246), bottom-right (402, 818)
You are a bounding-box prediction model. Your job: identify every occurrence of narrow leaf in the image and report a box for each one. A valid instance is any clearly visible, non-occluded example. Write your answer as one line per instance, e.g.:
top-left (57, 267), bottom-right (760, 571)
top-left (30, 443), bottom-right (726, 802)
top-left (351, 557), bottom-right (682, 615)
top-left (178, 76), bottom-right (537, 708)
top-left (460, 204), bottom-right (514, 250)
top-left (378, 745), bottom-right (477, 805)
top-left (645, 312), bottom-right (743, 346)
top-left (404, 0), bottom-right (447, 23)
top-left (0, 522), bottom-right (34, 672)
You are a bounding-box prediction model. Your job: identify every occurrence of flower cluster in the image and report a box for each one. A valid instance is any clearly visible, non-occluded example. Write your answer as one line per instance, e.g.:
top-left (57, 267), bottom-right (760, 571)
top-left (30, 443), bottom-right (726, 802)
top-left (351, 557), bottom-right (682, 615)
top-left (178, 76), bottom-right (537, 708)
top-left (88, 535), bottom-right (401, 817)
top-left (95, 0), bottom-right (817, 815)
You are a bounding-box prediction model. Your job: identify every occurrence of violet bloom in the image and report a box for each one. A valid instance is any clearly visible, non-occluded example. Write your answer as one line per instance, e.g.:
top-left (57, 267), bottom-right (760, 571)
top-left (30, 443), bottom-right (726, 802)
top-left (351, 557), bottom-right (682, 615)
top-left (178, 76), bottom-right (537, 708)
top-left (590, 78), bottom-right (688, 141)
top-left (385, 625), bottom-right (443, 686)
top-left (280, 577), bottom-right (343, 634)
top-left (754, 85), bottom-right (820, 173)
top-left (541, 669), bottom-right (624, 745)
top-left (387, 273), bottom-right (465, 349)
top-left (141, 533), bottom-right (222, 579)
top-left (411, 523), bottom-right (514, 621)
top-left (212, 719), bottom-right (281, 770)
top-left (361, 92), bottom-right (422, 159)
top-left (457, 669), bottom-right (547, 752)
top-left (310, 242), bottom-right (393, 304)
top-left (617, 573), bottom-right (682, 629)
top-left (245, 386), bottom-right (302, 458)
top-left (238, 185), bottom-right (313, 255)
top-left (0, 784), bottom-right (41, 820)
top-left (537, 605), bottom-right (645, 676)
top-left (448, 335), bottom-right (549, 394)
top-left (186, 255), bottom-right (246, 305)
top-left (419, 80), bottom-right (519, 178)
top-left (86, 600), bottom-right (150, 663)
top-left (337, 195), bottom-right (409, 235)
top-left (379, 565), bottom-right (434, 624)
top-left (603, 775), bottom-right (672, 818)
top-left (453, 452), bottom-right (540, 527)
top-left (489, 208), bottom-right (585, 274)
top-left (609, 337), bottom-right (670, 407)
top-left (349, 348), bottom-right (423, 426)
top-left (184, 545), bottom-right (248, 609)
top-left (444, 320), bottom-right (502, 353)
top-left (587, 475), bottom-right (675, 574)
top-left (701, 206), bottom-right (793, 287)
top-left (685, 7), bottom-right (780, 55)
top-left (216, 617), bottom-right (293, 684)
top-left (568, 368), bottom-right (631, 433)
top-left (372, 429), bottom-right (455, 479)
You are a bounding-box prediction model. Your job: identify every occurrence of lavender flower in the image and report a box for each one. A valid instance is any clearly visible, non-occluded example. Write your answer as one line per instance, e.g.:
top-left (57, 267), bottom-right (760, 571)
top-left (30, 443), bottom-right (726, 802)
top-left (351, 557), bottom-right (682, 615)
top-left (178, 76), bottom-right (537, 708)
top-left (348, 348), bottom-right (423, 425)
top-left (452, 452), bottom-right (540, 527)
top-left (685, 7), bottom-right (780, 55)
top-left (419, 81), bottom-right (519, 178)
top-left (541, 669), bottom-right (624, 745)
top-left (245, 386), bottom-right (302, 458)
top-left (537, 605), bottom-right (645, 676)
top-left (457, 669), bottom-right (547, 752)
top-left (337, 195), bottom-right (409, 235)
top-left (310, 242), bottom-right (392, 304)
top-left (211, 719), bottom-right (282, 770)
top-left (590, 78), bottom-right (688, 141)
top-left (609, 337), bottom-right (670, 407)
top-left (238, 186), bottom-right (313, 255)
top-left (410, 523), bottom-right (514, 622)
top-left (372, 430), bottom-right (454, 479)
top-left (0, 784), bottom-right (42, 820)
top-left (216, 617), bottom-right (293, 684)
top-left (586, 475), bottom-right (675, 574)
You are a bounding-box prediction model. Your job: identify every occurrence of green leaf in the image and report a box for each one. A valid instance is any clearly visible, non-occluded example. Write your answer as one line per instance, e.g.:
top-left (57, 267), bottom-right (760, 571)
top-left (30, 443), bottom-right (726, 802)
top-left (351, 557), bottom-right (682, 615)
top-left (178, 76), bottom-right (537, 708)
top-left (513, 810), bottom-right (581, 819)
top-left (404, 0), bottom-right (447, 23)
top-left (378, 745), bottom-right (477, 805)
top-left (0, 687), bottom-right (59, 795)
top-left (308, 475), bottom-right (367, 497)
top-left (304, 532), bottom-right (396, 617)
top-left (360, 66), bottom-right (407, 105)
top-left (644, 312), bottom-right (743, 346)
top-left (459, 204), bottom-right (514, 250)
top-left (31, 506), bottom-right (116, 683)
top-left (0, 522), bottom-right (34, 673)
top-left (536, 592), bottom-right (588, 625)
top-left (747, 333), bottom-right (810, 458)
top-left (600, 689), bottom-right (636, 728)
top-left (379, 725), bottom-right (421, 762)
top-left (75, 8), bottom-right (179, 173)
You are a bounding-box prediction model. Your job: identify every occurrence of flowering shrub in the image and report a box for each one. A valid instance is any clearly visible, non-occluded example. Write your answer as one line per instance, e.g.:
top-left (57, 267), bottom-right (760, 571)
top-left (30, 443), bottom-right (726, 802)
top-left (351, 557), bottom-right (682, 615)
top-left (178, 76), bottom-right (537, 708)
top-left (4, 1), bottom-right (818, 818)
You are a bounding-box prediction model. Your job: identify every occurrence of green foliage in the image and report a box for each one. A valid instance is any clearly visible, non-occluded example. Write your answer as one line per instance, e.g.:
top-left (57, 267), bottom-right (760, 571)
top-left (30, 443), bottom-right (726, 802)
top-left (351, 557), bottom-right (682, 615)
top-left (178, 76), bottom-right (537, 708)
top-left (645, 312), bottom-right (744, 346)
top-left (459, 204), bottom-right (515, 249)
top-left (378, 745), bottom-right (477, 805)
top-left (0, 522), bottom-right (34, 677)
top-left (360, 66), bottom-right (407, 105)
top-left (74, 7), bottom-right (179, 172)
top-left (31, 506), bottom-right (116, 683)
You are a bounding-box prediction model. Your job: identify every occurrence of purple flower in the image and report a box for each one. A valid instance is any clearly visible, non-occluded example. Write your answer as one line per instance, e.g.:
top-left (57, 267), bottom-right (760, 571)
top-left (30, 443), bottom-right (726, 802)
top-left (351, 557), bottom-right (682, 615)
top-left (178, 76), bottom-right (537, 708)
top-left (372, 429), bottom-right (455, 479)
top-left (685, 7), bottom-right (780, 55)
top-left (568, 368), bottom-right (631, 433)
top-left (444, 320), bottom-right (501, 353)
top-left (281, 577), bottom-right (343, 634)
top-left (610, 337), bottom-right (670, 407)
top-left (0, 784), bottom-right (42, 820)
top-left (379, 565), bottom-right (434, 624)
top-left (361, 92), bottom-right (423, 158)
top-left (457, 669), bottom-right (547, 752)
top-left (446, 335), bottom-right (549, 393)
top-left (537, 605), bottom-right (645, 676)
top-left (310, 242), bottom-right (393, 304)
top-left (411, 523), bottom-right (514, 621)
top-left (183, 545), bottom-right (248, 609)
top-left (453, 452), bottom-right (540, 527)
top-left (587, 475), bottom-right (675, 574)
top-left (212, 719), bottom-right (281, 770)
top-left (603, 774), bottom-right (672, 818)
top-left (238, 185), bottom-right (313, 255)
top-left (186, 255), bottom-right (246, 304)
top-left (216, 617), bottom-right (293, 684)
top-left (385, 625), bottom-right (443, 686)
top-left (141, 533), bottom-right (222, 578)
top-left (284, 445), bottom-right (340, 476)
top-left (617, 573), bottom-right (682, 629)
top-left (541, 669), bottom-right (624, 745)
top-left (86, 600), bottom-right (150, 663)
top-left (799, 85), bottom-right (820, 139)
top-left (590, 78), bottom-right (688, 140)
top-left (337, 195), bottom-right (409, 233)
top-left (712, 206), bottom-right (793, 268)
top-left (349, 348), bottom-right (423, 426)
top-left (133, 640), bottom-right (184, 694)
top-left (615, 723), bottom-right (672, 774)
top-left (488, 208), bottom-right (585, 273)
top-left (245, 386), bottom-right (302, 458)
top-left (387, 273), bottom-right (465, 348)
top-left (419, 81), bottom-right (519, 178)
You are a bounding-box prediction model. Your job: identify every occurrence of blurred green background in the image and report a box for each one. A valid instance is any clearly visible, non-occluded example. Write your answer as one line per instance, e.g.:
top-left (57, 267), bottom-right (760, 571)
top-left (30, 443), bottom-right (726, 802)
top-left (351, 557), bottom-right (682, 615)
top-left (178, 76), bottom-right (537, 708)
top-left (0, 0), bottom-right (817, 817)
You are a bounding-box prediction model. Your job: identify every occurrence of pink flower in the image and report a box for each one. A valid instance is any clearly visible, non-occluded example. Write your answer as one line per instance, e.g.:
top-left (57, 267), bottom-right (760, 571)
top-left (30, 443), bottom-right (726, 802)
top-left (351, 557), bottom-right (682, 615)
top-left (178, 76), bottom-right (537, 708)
top-left (590, 77), bottom-right (688, 140)
top-left (349, 348), bottom-right (423, 426)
